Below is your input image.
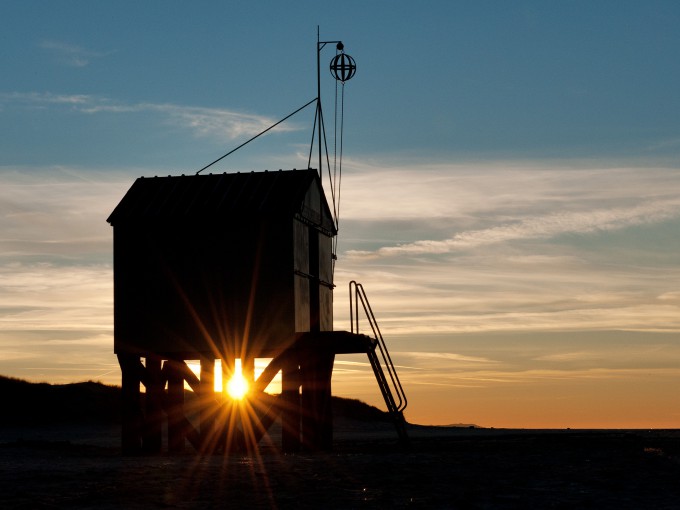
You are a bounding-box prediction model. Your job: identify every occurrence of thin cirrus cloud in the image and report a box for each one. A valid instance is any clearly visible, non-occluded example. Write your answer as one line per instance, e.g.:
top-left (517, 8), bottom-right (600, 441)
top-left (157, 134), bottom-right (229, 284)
top-left (334, 161), bottom-right (680, 259)
top-left (398, 351), bottom-right (497, 366)
top-left (0, 263), bottom-right (112, 331)
top-left (348, 199), bottom-right (680, 258)
top-left (0, 91), bottom-right (300, 141)
top-left (337, 162), bottom-right (680, 220)
top-left (0, 171), bottom-right (129, 261)
top-left (328, 160), bottom-right (680, 338)
top-left (412, 367), bottom-right (680, 386)
top-left (39, 40), bottom-right (114, 67)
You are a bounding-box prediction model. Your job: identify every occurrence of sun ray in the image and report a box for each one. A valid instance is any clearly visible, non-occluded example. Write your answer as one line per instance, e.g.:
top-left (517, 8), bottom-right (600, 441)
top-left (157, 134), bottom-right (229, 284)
top-left (227, 358), bottom-right (249, 400)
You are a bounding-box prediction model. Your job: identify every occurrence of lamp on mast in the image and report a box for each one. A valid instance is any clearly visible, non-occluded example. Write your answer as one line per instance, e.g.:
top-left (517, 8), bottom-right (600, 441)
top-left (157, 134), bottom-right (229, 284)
top-left (316, 28), bottom-right (356, 180)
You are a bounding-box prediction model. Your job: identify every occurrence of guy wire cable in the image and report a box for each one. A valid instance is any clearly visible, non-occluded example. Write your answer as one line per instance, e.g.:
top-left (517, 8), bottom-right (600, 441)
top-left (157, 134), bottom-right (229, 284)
top-left (196, 98), bottom-right (316, 175)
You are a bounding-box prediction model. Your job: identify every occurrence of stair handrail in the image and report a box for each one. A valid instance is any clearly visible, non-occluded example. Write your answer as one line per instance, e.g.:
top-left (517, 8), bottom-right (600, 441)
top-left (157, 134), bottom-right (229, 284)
top-left (349, 280), bottom-right (407, 412)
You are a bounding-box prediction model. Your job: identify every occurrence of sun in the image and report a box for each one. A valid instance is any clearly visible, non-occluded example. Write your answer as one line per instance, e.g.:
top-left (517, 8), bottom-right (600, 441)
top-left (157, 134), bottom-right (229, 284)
top-left (227, 372), bottom-right (249, 400)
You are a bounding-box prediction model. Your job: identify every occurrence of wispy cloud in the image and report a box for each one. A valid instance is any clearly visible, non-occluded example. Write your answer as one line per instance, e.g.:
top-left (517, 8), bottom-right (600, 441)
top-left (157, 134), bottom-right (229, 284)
top-left (0, 92), bottom-right (301, 141)
top-left (348, 199), bottom-right (680, 258)
top-left (416, 367), bottom-right (680, 386)
top-left (400, 352), bottom-right (496, 364)
top-left (39, 40), bottom-right (113, 67)
top-left (0, 169), bottom-right (128, 262)
top-left (338, 161), bottom-right (680, 221)
top-left (0, 91), bottom-right (92, 105)
top-left (330, 161), bottom-right (680, 336)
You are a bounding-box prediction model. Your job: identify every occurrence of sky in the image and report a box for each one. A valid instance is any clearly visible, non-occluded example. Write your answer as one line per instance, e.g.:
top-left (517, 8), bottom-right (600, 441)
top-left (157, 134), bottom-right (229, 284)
top-left (1, 1), bottom-right (679, 428)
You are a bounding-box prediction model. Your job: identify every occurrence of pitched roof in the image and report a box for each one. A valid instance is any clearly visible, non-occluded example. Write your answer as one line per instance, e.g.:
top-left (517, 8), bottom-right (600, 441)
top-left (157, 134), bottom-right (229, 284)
top-left (107, 168), bottom-right (335, 231)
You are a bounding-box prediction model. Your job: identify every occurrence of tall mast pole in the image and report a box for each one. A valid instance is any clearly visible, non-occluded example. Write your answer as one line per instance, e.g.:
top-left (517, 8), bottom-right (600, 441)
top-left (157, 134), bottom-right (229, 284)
top-left (317, 26), bottom-right (322, 179)
top-left (316, 29), bottom-right (343, 180)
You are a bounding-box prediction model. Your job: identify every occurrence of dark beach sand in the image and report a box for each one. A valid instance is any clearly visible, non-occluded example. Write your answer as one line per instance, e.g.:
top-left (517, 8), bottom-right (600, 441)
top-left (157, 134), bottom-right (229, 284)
top-left (1, 423), bottom-right (679, 509)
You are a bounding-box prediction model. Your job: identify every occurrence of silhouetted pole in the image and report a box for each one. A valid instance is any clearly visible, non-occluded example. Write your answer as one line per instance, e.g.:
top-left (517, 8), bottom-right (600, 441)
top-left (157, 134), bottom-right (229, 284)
top-left (298, 346), bottom-right (335, 451)
top-left (199, 357), bottom-right (216, 452)
top-left (242, 357), bottom-right (255, 387)
top-left (166, 360), bottom-right (185, 453)
top-left (281, 356), bottom-right (301, 452)
top-left (118, 354), bottom-right (142, 455)
top-left (143, 355), bottom-right (163, 453)
top-left (317, 27), bottom-right (322, 179)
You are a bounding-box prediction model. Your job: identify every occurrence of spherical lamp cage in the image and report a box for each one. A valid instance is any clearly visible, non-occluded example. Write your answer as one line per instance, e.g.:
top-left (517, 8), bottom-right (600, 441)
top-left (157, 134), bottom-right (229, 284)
top-left (330, 53), bottom-right (357, 82)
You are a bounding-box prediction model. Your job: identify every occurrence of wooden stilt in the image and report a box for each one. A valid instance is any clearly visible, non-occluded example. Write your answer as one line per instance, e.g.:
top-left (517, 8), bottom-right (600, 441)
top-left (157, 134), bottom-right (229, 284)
top-left (166, 359), bottom-right (185, 453)
top-left (300, 350), bottom-right (335, 451)
top-left (317, 352), bottom-right (335, 450)
top-left (199, 356), bottom-right (216, 452)
top-left (239, 356), bottom-right (258, 452)
top-left (142, 355), bottom-right (163, 453)
top-left (118, 353), bottom-right (143, 455)
top-left (281, 356), bottom-right (301, 453)
top-left (242, 356), bottom-right (255, 385)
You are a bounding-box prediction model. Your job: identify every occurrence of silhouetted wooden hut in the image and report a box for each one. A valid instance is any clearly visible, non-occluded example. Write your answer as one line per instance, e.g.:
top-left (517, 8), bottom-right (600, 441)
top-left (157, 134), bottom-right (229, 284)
top-left (108, 168), bottom-right (406, 454)
top-left (108, 169), bottom-right (335, 357)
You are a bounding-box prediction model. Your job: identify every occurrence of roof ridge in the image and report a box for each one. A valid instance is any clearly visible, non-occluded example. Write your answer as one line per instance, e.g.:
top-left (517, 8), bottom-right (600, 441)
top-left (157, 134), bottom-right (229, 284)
top-left (107, 168), bottom-right (332, 230)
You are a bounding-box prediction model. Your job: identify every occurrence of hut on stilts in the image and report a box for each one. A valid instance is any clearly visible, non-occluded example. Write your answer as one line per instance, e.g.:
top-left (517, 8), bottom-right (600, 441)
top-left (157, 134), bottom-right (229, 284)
top-left (107, 33), bottom-right (407, 455)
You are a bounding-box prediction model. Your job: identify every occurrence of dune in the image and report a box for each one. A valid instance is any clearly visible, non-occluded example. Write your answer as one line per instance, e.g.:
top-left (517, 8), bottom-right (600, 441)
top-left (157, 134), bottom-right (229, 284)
top-left (0, 375), bottom-right (121, 426)
top-left (0, 375), bottom-right (393, 427)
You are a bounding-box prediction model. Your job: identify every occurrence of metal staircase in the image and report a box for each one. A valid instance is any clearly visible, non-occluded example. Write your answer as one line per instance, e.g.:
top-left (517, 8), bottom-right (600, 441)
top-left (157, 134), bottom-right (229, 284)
top-left (349, 281), bottom-right (409, 443)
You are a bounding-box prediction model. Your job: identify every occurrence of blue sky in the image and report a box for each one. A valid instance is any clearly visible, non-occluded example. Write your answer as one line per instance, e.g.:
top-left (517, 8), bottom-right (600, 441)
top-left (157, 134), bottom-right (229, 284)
top-left (1, 1), bottom-right (679, 427)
